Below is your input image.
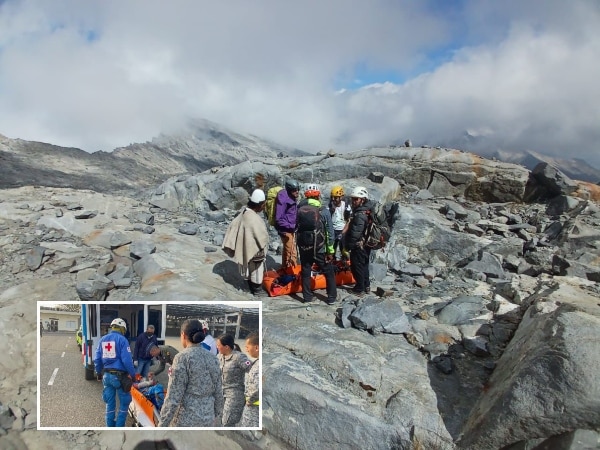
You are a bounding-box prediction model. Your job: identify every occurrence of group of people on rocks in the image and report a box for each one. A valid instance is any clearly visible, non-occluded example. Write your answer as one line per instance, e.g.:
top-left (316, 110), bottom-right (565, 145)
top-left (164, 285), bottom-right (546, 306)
top-left (222, 179), bottom-right (376, 301)
top-left (93, 317), bottom-right (260, 428)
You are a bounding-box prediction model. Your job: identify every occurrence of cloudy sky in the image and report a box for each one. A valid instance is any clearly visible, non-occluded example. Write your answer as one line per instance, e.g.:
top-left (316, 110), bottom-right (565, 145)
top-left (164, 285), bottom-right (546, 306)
top-left (1, 0), bottom-right (599, 168)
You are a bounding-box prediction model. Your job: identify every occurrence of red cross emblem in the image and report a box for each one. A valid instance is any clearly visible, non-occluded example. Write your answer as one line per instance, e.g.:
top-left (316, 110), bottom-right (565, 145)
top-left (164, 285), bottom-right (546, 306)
top-left (104, 342), bottom-right (113, 352)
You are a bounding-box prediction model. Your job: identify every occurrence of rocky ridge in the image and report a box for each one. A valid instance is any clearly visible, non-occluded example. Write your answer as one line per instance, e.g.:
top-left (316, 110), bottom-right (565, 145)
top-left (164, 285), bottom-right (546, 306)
top-left (0, 146), bottom-right (599, 449)
top-left (0, 118), bottom-right (307, 194)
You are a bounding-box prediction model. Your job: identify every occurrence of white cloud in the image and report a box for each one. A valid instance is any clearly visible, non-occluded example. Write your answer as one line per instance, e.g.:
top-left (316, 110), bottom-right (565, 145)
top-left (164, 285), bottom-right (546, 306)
top-left (0, 0), bottom-right (599, 168)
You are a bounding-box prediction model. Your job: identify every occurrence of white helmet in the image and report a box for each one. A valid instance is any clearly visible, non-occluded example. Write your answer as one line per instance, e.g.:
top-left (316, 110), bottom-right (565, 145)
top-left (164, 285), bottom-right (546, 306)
top-left (350, 186), bottom-right (369, 199)
top-left (111, 318), bottom-right (127, 330)
top-left (249, 189), bottom-right (266, 203)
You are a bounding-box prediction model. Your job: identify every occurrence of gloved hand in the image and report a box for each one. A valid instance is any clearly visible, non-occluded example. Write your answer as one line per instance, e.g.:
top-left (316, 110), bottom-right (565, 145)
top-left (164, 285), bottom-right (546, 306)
top-left (135, 373), bottom-right (142, 382)
top-left (95, 372), bottom-right (102, 381)
top-left (325, 253), bottom-right (334, 263)
top-left (341, 249), bottom-right (350, 260)
top-left (133, 360), bottom-right (138, 368)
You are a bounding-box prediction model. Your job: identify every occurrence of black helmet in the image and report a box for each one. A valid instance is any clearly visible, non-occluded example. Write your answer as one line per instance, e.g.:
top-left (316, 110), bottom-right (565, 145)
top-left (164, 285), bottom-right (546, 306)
top-left (285, 179), bottom-right (300, 192)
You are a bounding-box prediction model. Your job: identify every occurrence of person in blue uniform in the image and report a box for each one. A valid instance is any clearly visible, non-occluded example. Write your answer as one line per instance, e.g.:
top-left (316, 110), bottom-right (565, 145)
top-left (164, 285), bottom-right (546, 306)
top-left (93, 317), bottom-right (136, 427)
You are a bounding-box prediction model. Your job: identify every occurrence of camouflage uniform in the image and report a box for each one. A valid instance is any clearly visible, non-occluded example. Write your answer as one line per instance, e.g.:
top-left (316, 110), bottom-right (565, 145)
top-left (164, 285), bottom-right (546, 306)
top-left (218, 350), bottom-right (252, 426)
top-left (240, 358), bottom-right (260, 427)
top-left (158, 345), bottom-right (224, 427)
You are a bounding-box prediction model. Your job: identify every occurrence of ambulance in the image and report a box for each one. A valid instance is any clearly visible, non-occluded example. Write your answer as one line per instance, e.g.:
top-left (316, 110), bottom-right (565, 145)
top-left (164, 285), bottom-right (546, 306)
top-left (80, 303), bottom-right (166, 381)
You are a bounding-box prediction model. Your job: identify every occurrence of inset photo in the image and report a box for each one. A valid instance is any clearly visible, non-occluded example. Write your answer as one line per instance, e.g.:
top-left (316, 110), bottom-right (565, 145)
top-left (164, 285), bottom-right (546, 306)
top-left (38, 301), bottom-right (261, 430)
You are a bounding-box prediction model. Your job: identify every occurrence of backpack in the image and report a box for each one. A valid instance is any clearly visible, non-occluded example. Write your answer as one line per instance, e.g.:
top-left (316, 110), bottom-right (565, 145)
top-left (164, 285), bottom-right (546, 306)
top-left (265, 186), bottom-right (283, 227)
top-left (141, 383), bottom-right (165, 409)
top-left (296, 201), bottom-right (325, 253)
top-left (363, 202), bottom-right (391, 250)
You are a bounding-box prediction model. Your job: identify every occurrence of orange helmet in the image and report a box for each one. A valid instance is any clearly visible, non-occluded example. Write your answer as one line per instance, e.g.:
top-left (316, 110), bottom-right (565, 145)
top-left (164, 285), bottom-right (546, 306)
top-left (304, 183), bottom-right (320, 198)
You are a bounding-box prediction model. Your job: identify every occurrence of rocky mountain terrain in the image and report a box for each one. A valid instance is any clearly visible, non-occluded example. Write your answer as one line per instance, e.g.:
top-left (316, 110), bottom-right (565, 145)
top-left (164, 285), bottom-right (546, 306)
top-left (489, 149), bottom-right (600, 185)
top-left (1, 130), bottom-right (599, 449)
top-left (435, 131), bottom-right (600, 183)
top-left (0, 118), bottom-right (307, 195)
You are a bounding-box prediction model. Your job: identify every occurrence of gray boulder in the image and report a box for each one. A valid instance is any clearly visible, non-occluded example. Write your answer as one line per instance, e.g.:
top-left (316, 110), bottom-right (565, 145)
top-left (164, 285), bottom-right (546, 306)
top-left (458, 278), bottom-right (600, 450)
top-left (349, 298), bottom-right (411, 334)
top-left (531, 162), bottom-right (578, 197)
top-left (437, 296), bottom-right (491, 326)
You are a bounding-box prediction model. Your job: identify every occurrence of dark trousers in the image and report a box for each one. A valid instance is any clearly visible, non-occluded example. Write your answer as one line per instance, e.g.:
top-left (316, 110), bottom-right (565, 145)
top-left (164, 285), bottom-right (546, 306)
top-left (333, 230), bottom-right (344, 257)
top-left (299, 249), bottom-right (336, 302)
top-left (350, 247), bottom-right (371, 292)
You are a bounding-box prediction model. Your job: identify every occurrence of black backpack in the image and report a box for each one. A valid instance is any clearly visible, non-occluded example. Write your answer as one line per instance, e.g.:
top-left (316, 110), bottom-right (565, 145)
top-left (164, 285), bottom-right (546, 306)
top-left (363, 202), bottom-right (391, 250)
top-left (296, 201), bottom-right (325, 253)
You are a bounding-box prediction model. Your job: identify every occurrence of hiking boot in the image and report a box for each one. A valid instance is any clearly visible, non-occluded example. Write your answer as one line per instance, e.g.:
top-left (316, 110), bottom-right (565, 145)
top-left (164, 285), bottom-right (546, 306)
top-left (252, 288), bottom-right (267, 297)
top-left (302, 296), bottom-right (314, 304)
top-left (326, 298), bottom-right (336, 305)
top-left (248, 281), bottom-right (266, 297)
top-left (365, 286), bottom-right (371, 293)
top-left (351, 288), bottom-right (365, 298)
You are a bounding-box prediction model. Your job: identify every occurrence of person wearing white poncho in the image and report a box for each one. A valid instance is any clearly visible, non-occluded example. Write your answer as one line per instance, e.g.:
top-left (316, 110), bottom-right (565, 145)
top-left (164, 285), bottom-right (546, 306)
top-left (222, 189), bottom-right (269, 295)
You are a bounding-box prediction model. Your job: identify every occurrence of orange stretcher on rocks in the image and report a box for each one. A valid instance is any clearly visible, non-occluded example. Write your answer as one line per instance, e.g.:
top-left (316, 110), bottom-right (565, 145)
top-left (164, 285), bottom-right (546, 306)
top-left (263, 260), bottom-right (355, 297)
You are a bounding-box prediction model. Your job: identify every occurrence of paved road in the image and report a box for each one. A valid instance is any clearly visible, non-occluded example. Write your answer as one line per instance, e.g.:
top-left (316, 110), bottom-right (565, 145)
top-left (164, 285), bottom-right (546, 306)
top-left (39, 333), bottom-right (249, 428)
top-left (39, 332), bottom-right (139, 428)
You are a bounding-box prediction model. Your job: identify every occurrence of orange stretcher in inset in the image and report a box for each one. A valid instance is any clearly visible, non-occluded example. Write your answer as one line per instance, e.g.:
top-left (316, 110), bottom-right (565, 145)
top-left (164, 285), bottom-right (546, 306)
top-left (263, 260), bottom-right (355, 297)
top-left (128, 385), bottom-right (164, 427)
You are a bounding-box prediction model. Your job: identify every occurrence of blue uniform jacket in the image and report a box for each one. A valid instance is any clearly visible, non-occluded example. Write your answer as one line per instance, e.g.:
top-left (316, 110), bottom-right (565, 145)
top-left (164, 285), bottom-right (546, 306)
top-left (93, 330), bottom-right (136, 378)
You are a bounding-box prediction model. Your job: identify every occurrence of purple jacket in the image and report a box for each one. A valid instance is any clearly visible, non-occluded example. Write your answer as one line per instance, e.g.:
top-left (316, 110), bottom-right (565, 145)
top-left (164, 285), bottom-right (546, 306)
top-left (275, 189), bottom-right (298, 233)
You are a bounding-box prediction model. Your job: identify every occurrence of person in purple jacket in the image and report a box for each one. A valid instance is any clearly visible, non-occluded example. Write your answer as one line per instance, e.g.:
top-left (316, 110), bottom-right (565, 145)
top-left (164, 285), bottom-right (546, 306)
top-left (274, 179), bottom-right (300, 268)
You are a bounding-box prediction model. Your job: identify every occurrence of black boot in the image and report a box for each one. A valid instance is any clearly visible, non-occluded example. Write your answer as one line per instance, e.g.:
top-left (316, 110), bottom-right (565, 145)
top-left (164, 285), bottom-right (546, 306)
top-left (248, 281), bottom-right (264, 296)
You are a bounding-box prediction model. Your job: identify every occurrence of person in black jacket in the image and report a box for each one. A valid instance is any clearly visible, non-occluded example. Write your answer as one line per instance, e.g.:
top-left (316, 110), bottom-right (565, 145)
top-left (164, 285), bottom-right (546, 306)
top-left (345, 186), bottom-right (372, 296)
top-left (134, 324), bottom-right (159, 379)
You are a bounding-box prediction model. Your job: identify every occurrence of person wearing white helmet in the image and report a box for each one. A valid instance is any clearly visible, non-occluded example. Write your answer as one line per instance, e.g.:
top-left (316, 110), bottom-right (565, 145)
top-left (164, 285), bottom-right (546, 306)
top-left (345, 186), bottom-right (373, 296)
top-left (93, 317), bottom-right (136, 427)
top-left (222, 189), bottom-right (270, 295)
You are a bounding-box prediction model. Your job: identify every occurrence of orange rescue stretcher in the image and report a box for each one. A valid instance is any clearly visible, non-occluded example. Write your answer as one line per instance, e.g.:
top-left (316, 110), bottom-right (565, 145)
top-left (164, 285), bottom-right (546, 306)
top-left (263, 260), bottom-right (355, 297)
top-left (129, 385), bottom-right (163, 427)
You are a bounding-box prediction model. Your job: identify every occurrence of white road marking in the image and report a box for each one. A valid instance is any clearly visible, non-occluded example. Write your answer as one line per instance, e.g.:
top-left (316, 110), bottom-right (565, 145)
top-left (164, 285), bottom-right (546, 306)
top-left (48, 368), bottom-right (59, 386)
top-left (61, 352), bottom-right (65, 358)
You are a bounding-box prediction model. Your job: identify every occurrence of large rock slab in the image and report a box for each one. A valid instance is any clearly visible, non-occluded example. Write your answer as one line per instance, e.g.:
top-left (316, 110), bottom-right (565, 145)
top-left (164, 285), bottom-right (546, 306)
top-left (458, 277), bottom-right (600, 449)
top-left (386, 204), bottom-right (491, 268)
top-left (262, 300), bottom-right (454, 449)
top-left (150, 147), bottom-right (535, 212)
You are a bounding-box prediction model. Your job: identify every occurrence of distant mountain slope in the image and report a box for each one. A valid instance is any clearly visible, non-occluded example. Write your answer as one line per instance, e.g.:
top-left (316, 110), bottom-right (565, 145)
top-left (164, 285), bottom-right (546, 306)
top-left (436, 131), bottom-right (600, 183)
top-left (490, 150), bottom-right (600, 184)
top-left (111, 118), bottom-right (308, 175)
top-left (0, 119), bottom-right (308, 193)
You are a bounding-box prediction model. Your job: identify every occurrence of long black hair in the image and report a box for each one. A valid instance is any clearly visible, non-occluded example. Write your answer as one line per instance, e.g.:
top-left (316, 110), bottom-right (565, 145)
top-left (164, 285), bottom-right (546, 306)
top-left (181, 319), bottom-right (205, 344)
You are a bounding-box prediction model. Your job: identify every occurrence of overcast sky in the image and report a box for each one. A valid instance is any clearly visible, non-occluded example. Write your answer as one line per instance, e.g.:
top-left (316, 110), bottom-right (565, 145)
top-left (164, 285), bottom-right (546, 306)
top-left (1, 0), bottom-right (599, 168)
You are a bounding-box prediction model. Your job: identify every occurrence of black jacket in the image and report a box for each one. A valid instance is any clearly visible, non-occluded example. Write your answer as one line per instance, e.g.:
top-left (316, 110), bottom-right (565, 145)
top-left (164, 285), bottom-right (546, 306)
top-left (345, 200), bottom-right (373, 250)
top-left (134, 332), bottom-right (158, 361)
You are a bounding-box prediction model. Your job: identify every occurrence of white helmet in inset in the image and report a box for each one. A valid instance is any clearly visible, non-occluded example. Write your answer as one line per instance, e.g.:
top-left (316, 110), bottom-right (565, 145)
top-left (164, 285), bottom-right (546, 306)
top-left (111, 318), bottom-right (127, 330)
top-left (350, 186), bottom-right (369, 199)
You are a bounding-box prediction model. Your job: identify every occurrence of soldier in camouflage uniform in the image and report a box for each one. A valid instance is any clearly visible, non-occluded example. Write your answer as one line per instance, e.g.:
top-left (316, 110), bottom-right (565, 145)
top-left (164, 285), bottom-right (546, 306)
top-left (158, 319), bottom-right (224, 427)
top-left (240, 332), bottom-right (260, 427)
top-left (216, 334), bottom-right (253, 426)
